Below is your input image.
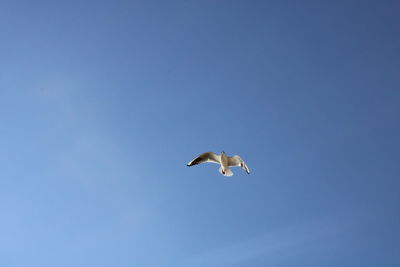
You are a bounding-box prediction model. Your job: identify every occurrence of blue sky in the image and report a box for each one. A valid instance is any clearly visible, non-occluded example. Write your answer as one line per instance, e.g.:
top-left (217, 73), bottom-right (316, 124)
top-left (1, 1), bottom-right (399, 266)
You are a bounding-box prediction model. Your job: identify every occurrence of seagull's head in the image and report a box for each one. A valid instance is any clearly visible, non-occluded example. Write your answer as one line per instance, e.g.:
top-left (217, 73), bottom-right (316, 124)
top-left (221, 151), bottom-right (225, 155)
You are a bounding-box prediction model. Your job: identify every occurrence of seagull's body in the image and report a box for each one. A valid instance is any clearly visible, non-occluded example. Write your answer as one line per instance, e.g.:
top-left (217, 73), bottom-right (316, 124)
top-left (187, 151), bottom-right (250, 176)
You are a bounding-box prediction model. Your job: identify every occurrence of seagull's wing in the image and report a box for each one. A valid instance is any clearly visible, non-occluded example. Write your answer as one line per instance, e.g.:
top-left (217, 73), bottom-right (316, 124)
top-left (228, 155), bottom-right (250, 174)
top-left (187, 152), bottom-right (221, 166)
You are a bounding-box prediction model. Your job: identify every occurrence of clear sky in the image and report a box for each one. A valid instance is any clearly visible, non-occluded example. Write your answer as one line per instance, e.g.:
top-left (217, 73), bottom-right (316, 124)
top-left (1, 1), bottom-right (399, 266)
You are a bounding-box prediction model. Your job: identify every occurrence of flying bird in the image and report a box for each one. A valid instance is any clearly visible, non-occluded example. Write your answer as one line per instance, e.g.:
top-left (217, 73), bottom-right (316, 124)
top-left (187, 151), bottom-right (250, 176)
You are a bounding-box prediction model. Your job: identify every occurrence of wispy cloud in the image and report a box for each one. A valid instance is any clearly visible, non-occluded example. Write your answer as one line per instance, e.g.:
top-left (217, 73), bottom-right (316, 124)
top-left (182, 212), bottom-right (355, 267)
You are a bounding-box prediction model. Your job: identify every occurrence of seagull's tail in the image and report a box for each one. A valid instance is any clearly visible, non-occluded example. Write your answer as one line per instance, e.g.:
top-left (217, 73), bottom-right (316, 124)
top-left (219, 166), bottom-right (233, 177)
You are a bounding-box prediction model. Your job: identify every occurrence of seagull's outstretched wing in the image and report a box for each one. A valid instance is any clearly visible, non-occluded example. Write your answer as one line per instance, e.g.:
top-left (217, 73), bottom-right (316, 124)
top-left (187, 152), bottom-right (221, 166)
top-left (228, 155), bottom-right (250, 174)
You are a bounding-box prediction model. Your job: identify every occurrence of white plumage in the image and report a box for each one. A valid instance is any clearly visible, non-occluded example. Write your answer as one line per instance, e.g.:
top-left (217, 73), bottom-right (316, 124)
top-left (187, 151), bottom-right (250, 176)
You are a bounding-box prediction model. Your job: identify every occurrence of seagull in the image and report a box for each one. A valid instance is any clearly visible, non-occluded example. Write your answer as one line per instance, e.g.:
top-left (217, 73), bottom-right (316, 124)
top-left (187, 151), bottom-right (250, 176)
